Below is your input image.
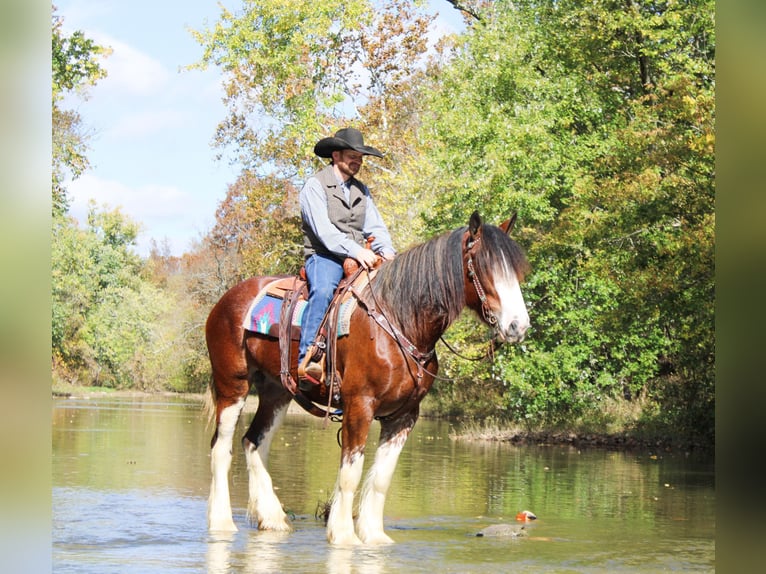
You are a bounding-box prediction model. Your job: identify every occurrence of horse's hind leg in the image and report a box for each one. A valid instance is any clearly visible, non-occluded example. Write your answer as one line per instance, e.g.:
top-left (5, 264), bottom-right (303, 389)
top-left (356, 409), bottom-right (419, 545)
top-left (242, 379), bottom-right (293, 532)
top-left (208, 392), bottom-right (247, 532)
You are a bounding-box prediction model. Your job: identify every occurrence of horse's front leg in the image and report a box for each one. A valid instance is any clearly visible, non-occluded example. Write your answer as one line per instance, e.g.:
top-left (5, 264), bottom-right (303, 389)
top-left (242, 390), bottom-right (293, 532)
top-left (356, 409), bottom-right (418, 545)
top-left (327, 404), bottom-right (373, 545)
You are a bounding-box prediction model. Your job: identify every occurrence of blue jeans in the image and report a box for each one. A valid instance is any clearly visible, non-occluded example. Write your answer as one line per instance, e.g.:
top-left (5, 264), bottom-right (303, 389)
top-left (298, 254), bottom-right (345, 362)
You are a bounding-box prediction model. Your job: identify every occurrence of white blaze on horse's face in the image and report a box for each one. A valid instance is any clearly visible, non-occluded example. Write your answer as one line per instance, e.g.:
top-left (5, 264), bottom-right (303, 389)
top-left (494, 259), bottom-right (530, 343)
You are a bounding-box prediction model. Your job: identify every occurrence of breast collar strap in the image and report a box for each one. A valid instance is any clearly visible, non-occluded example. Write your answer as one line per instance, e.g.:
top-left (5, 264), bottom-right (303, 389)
top-left (352, 286), bottom-right (435, 372)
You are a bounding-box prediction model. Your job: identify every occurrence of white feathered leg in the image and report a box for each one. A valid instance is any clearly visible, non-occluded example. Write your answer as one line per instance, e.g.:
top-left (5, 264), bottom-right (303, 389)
top-left (208, 399), bottom-right (245, 531)
top-left (356, 427), bottom-right (411, 544)
top-left (243, 403), bottom-right (292, 531)
top-left (326, 450), bottom-right (365, 545)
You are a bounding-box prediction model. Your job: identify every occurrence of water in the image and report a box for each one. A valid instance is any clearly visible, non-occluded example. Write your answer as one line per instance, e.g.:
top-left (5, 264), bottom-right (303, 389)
top-left (52, 395), bottom-right (715, 572)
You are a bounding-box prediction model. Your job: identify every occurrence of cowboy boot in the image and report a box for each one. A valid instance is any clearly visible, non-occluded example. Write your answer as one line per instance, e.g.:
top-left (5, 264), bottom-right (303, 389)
top-left (297, 344), bottom-right (325, 390)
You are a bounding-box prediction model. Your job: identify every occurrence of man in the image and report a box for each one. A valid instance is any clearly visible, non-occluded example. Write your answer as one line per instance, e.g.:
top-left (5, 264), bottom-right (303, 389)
top-left (297, 127), bottom-right (396, 388)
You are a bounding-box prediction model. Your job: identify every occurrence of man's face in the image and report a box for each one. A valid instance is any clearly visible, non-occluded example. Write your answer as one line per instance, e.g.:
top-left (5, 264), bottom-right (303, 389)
top-left (333, 149), bottom-right (364, 179)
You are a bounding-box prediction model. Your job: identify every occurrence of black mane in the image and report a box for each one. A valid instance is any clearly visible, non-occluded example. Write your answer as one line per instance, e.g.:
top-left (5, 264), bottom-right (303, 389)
top-left (370, 222), bottom-right (529, 341)
top-left (371, 228), bottom-right (465, 338)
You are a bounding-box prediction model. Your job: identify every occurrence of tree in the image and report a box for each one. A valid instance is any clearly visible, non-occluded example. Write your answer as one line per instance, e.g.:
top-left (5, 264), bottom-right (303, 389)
top-left (52, 204), bottom-right (174, 388)
top-left (208, 172), bottom-right (303, 278)
top-left (191, 0), bottom-right (436, 274)
top-left (419, 0), bottom-right (714, 444)
top-left (51, 5), bottom-right (109, 216)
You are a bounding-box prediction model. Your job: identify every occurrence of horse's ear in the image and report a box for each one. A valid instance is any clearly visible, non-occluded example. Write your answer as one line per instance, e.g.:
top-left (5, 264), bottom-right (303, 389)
top-left (469, 211), bottom-right (482, 237)
top-left (499, 212), bottom-right (518, 236)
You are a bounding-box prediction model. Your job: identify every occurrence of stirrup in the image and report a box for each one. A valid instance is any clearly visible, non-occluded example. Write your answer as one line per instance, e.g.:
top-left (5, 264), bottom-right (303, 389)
top-left (298, 346), bottom-right (325, 388)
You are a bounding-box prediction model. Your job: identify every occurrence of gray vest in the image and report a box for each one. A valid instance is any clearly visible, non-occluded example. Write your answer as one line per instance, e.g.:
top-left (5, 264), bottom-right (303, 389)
top-left (303, 165), bottom-right (368, 261)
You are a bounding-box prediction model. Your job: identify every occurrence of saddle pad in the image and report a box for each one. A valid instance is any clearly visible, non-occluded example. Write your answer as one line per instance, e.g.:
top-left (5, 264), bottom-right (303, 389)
top-left (243, 289), bottom-right (356, 338)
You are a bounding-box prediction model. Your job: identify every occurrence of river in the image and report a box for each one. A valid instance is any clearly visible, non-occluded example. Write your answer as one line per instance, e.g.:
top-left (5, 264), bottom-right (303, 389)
top-left (52, 395), bottom-right (714, 572)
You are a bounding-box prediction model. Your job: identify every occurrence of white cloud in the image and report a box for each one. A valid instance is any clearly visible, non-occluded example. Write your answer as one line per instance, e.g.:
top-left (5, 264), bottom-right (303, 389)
top-left (91, 33), bottom-right (170, 97)
top-left (68, 173), bottom-right (186, 220)
top-left (66, 173), bottom-right (210, 256)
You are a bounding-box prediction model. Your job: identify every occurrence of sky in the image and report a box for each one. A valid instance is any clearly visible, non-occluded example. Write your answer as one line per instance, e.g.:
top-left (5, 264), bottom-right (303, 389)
top-left (57, 0), bottom-right (466, 257)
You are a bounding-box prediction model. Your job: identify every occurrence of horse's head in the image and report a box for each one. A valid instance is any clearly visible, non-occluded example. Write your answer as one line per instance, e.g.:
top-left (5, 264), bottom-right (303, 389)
top-left (463, 211), bottom-right (531, 343)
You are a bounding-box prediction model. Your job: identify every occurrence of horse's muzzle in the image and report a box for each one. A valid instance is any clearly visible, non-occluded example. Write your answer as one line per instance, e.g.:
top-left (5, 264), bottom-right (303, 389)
top-left (499, 319), bottom-right (529, 343)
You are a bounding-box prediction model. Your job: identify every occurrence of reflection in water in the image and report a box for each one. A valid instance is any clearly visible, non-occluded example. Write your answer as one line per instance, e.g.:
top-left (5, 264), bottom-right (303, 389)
top-left (326, 546), bottom-right (387, 574)
top-left (206, 532), bottom-right (236, 574)
top-left (242, 531), bottom-right (291, 574)
top-left (206, 530), bottom-right (295, 574)
top-left (326, 547), bottom-right (354, 574)
top-left (53, 396), bottom-right (715, 573)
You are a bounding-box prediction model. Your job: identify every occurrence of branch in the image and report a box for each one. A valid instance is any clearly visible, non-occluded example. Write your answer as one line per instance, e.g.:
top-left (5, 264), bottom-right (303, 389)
top-left (444, 0), bottom-right (482, 22)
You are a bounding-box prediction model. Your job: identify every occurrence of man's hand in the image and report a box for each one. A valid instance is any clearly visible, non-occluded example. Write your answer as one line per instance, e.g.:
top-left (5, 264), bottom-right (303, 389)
top-left (355, 248), bottom-right (379, 269)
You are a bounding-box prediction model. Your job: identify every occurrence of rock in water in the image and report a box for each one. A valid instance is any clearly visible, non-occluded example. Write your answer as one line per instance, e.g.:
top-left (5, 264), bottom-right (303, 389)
top-left (476, 524), bottom-right (527, 538)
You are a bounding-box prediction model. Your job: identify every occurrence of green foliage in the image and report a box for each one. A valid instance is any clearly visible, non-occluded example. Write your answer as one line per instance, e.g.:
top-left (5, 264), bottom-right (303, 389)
top-left (51, 5), bottom-right (109, 216)
top-left (51, 8), bottom-right (108, 102)
top-left (50, 1), bottom-right (715, 448)
top-left (189, 0), bottom-right (374, 174)
top-left (52, 207), bottom-right (175, 389)
top-left (428, 313), bottom-right (505, 419)
top-left (419, 0), bottom-right (714, 445)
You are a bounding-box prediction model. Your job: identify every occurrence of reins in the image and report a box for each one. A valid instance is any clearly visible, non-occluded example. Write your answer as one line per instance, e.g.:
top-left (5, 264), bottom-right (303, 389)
top-left (439, 333), bottom-right (500, 363)
top-left (304, 228), bottom-right (510, 424)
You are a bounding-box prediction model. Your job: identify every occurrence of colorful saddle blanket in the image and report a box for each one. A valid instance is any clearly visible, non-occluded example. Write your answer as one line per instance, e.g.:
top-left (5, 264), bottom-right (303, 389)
top-left (242, 285), bottom-right (356, 339)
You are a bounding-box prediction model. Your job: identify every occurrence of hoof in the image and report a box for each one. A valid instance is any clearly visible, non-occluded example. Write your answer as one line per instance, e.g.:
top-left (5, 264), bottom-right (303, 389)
top-left (359, 532), bottom-right (395, 545)
top-left (327, 530), bottom-right (362, 546)
top-left (258, 519), bottom-right (293, 533)
top-left (208, 520), bottom-right (238, 533)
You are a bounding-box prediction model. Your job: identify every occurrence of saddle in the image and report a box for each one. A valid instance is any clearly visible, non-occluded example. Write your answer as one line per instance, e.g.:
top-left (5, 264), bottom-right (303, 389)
top-left (242, 257), bottom-right (380, 417)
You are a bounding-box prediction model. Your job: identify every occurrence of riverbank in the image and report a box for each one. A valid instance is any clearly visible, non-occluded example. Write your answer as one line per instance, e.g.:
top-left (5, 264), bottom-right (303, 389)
top-left (451, 421), bottom-right (700, 454)
top-left (51, 385), bottom-right (712, 455)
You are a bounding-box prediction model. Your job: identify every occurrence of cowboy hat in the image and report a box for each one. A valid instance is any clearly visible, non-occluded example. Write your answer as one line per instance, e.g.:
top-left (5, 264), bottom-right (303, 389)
top-left (313, 127), bottom-right (384, 158)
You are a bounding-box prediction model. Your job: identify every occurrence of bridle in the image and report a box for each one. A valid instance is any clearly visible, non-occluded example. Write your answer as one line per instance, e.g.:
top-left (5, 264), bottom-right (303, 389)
top-left (465, 236), bottom-right (500, 330)
top-left (436, 234), bottom-right (505, 363)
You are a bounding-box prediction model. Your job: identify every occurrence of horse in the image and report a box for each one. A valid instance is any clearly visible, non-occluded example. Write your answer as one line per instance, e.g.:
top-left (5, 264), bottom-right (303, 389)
top-left (204, 211), bottom-right (531, 545)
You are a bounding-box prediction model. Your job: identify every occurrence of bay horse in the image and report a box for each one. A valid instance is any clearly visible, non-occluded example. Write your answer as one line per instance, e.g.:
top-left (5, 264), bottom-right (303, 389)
top-left (205, 211), bottom-right (531, 545)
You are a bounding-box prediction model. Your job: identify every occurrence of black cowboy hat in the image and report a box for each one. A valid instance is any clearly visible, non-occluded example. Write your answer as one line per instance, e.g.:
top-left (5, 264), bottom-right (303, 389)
top-left (313, 127), bottom-right (384, 158)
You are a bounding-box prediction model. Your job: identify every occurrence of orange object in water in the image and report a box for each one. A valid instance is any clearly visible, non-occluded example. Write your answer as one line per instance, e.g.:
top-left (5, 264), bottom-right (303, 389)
top-left (516, 510), bottom-right (537, 522)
